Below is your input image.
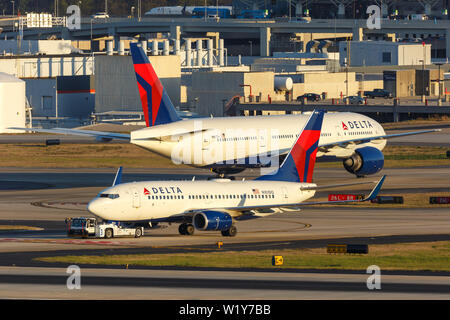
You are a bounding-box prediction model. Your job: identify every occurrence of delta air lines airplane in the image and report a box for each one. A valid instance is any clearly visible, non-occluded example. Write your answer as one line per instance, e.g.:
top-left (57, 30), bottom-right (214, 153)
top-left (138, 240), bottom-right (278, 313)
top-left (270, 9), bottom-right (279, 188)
top-left (87, 110), bottom-right (386, 237)
top-left (12, 43), bottom-right (439, 177)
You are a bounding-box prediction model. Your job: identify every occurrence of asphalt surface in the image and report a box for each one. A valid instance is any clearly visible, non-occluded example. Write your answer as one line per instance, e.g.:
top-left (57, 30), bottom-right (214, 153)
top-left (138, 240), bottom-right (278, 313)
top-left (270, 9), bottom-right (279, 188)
top-left (1, 123), bottom-right (450, 300)
top-left (0, 166), bottom-right (449, 299)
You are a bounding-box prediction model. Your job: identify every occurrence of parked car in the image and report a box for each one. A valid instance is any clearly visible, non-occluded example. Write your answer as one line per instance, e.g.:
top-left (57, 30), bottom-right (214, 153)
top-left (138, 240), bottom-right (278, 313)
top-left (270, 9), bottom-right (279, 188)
top-left (297, 93), bottom-right (321, 102)
top-left (344, 96), bottom-right (365, 105)
top-left (91, 12), bottom-right (109, 19)
top-left (364, 89), bottom-right (393, 99)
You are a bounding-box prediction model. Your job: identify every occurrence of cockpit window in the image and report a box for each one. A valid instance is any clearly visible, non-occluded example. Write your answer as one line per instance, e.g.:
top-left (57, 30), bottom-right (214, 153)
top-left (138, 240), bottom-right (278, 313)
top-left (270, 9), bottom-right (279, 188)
top-left (99, 193), bottom-right (120, 199)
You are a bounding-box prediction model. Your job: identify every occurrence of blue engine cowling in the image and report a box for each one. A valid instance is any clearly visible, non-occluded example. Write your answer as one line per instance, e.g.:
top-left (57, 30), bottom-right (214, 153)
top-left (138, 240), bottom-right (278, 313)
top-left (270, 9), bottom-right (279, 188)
top-left (343, 146), bottom-right (384, 176)
top-left (193, 211), bottom-right (233, 231)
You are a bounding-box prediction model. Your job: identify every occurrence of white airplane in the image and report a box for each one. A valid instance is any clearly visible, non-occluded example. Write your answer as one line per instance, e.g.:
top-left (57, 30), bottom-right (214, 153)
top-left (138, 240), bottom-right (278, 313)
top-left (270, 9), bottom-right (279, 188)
top-left (12, 43), bottom-right (439, 177)
top-left (87, 110), bottom-right (386, 237)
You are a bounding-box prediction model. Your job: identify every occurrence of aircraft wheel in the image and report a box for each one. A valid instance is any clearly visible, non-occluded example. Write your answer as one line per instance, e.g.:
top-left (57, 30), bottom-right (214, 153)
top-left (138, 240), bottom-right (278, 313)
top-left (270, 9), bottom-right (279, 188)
top-left (227, 225), bottom-right (237, 237)
top-left (178, 223), bottom-right (187, 235)
top-left (185, 224), bottom-right (195, 236)
top-left (221, 226), bottom-right (237, 237)
top-left (135, 228), bottom-right (142, 238)
top-left (104, 228), bottom-right (113, 239)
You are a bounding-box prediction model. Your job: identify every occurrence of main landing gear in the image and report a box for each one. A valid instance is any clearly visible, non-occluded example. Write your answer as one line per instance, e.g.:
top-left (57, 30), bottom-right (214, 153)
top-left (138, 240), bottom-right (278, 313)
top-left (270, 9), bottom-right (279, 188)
top-left (221, 225), bottom-right (237, 237)
top-left (179, 223), bottom-right (195, 235)
top-left (178, 223), bottom-right (238, 237)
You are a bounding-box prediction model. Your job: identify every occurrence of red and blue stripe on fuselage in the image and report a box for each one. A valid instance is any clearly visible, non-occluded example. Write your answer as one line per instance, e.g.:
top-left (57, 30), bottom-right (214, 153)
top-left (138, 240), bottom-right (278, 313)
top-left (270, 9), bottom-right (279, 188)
top-left (130, 43), bottom-right (180, 127)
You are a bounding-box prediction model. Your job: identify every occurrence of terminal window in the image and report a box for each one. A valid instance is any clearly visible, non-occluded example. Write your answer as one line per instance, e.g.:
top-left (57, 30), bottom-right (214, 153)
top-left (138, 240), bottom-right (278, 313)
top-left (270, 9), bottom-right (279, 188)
top-left (382, 52), bottom-right (391, 63)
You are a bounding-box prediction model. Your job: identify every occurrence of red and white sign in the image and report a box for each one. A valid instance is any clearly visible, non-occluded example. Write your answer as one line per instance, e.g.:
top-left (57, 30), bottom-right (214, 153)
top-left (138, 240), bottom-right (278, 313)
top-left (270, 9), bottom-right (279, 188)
top-left (328, 194), bottom-right (363, 201)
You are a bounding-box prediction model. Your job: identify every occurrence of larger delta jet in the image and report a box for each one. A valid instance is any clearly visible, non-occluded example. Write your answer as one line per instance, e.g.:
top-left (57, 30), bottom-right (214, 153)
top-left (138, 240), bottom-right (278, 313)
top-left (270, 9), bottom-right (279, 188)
top-left (12, 43), bottom-right (439, 177)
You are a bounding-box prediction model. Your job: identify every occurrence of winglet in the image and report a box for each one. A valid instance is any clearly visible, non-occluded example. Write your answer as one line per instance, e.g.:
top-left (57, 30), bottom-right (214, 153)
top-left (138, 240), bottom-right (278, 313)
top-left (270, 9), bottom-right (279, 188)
top-left (365, 175), bottom-right (386, 201)
top-left (112, 167), bottom-right (123, 186)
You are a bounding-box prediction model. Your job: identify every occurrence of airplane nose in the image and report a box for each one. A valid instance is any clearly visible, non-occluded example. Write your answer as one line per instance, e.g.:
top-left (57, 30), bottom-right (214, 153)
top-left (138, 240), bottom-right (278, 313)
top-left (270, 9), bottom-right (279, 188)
top-left (87, 200), bottom-right (102, 216)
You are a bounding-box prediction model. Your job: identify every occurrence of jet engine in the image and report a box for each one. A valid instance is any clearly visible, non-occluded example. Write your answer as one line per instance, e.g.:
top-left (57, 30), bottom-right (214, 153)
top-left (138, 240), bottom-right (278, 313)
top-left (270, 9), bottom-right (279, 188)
top-left (193, 211), bottom-right (233, 231)
top-left (343, 146), bottom-right (384, 177)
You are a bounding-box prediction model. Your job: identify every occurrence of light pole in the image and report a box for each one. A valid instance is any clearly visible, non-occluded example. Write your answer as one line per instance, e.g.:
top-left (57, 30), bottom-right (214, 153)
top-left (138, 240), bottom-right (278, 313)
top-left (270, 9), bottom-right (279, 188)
top-left (249, 40), bottom-right (252, 56)
top-left (11, 1), bottom-right (14, 16)
top-left (420, 58), bottom-right (425, 101)
top-left (422, 42), bottom-right (426, 99)
top-left (138, 0), bottom-right (141, 21)
top-left (289, 0), bottom-right (291, 21)
top-left (345, 60), bottom-right (349, 101)
top-left (436, 62), bottom-right (443, 103)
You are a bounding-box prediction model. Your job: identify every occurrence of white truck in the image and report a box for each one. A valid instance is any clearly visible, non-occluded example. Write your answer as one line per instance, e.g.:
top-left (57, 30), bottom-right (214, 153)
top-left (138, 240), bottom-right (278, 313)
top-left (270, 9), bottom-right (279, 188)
top-left (65, 217), bottom-right (144, 239)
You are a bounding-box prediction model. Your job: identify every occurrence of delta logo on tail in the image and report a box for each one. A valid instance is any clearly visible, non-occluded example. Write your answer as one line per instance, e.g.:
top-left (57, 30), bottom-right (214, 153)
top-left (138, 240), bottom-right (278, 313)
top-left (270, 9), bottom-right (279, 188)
top-left (130, 43), bottom-right (180, 127)
top-left (257, 110), bottom-right (324, 183)
top-left (290, 111), bottom-right (324, 183)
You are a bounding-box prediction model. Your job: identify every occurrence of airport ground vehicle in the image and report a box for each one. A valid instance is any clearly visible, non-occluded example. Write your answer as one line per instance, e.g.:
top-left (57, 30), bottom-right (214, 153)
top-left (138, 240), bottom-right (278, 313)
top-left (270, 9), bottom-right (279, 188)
top-left (65, 217), bottom-right (144, 238)
top-left (297, 93), bottom-right (321, 101)
top-left (91, 12), bottom-right (109, 19)
top-left (345, 96), bottom-right (365, 105)
top-left (364, 89), bottom-right (393, 99)
top-left (236, 9), bottom-right (268, 19)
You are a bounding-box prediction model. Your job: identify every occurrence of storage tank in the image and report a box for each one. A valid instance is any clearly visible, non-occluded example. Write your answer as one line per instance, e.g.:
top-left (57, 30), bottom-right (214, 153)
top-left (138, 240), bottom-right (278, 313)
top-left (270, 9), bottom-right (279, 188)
top-left (0, 73), bottom-right (25, 133)
top-left (274, 76), bottom-right (293, 91)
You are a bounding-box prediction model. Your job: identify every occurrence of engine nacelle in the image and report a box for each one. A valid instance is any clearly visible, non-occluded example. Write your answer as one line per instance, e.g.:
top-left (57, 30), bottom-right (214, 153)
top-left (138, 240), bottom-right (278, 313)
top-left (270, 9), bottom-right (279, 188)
top-left (343, 146), bottom-right (384, 176)
top-left (193, 211), bottom-right (232, 231)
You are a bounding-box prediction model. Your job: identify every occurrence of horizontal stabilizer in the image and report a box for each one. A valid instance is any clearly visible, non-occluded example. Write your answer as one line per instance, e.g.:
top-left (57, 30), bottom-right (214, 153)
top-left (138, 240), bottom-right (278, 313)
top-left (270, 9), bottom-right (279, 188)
top-left (300, 180), bottom-right (380, 191)
top-left (8, 127), bottom-right (130, 141)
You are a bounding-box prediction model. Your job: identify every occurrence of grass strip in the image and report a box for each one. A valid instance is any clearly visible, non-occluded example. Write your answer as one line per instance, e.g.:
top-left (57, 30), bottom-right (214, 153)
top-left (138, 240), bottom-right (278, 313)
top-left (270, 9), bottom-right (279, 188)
top-left (0, 144), bottom-right (448, 169)
top-left (36, 241), bottom-right (450, 272)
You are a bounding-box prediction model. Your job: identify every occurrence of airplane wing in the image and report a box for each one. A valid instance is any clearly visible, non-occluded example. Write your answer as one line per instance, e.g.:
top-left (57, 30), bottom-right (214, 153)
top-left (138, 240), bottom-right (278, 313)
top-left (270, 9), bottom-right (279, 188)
top-left (216, 175), bottom-right (386, 215)
top-left (318, 129), bottom-right (441, 150)
top-left (8, 127), bottom-right (130, 142)
top-left (132, 128), bottom-right (210, 142)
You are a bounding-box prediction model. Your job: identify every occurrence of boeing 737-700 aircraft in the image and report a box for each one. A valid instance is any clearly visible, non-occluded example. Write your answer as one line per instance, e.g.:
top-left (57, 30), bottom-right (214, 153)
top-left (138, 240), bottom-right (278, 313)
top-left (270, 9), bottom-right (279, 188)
top-left (87, 111), bottom-right (386, 237)
top-left (12, 43), bottom-right (439, 177)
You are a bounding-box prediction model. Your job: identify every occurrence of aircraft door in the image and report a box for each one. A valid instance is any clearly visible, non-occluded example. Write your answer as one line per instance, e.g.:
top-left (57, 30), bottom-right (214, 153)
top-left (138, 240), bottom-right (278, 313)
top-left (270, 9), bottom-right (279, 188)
top-left (335, 125), bottom-right (343, 137)
top-left (132, 188), bottom-right (141, 208)
top-left (281, 187), bottom-right (289, 200)
top-left (259, 131), bottom-right (267, 149)
top-left (202, 130), bottom-right (214, 151)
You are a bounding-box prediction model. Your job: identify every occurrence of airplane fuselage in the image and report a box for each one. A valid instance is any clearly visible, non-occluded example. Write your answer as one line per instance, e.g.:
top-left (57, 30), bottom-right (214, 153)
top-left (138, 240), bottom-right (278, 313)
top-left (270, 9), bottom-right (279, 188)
top-left (87, 179), bottom-right (316, 222)
top-left (130, 112), bottom-right (387, 168)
